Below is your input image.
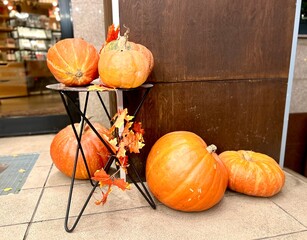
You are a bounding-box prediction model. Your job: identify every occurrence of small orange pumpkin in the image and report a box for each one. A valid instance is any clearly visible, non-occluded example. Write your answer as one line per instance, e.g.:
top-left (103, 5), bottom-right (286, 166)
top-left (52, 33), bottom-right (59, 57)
top-left (50, 123), bottom-right (111, 179)
top-left (219, 150), bottom-right (285, 197)
top-left (47, 38), bottom-right (99, 86)
top-left (98, 27), bottom-right (153, 88)
top-left (146, 131), bottom-right (228, 212)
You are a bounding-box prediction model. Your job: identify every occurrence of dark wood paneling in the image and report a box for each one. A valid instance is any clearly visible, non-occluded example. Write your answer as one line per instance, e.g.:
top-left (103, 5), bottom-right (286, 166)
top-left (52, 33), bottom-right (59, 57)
top-left (120, 0), bottom-right (295, 83)
top-left (284, 113), bottom-right (307, 176)
top-left (119, 0), bottom-right (295, 178)
top-left (125, 79), bottom-right (287, 177)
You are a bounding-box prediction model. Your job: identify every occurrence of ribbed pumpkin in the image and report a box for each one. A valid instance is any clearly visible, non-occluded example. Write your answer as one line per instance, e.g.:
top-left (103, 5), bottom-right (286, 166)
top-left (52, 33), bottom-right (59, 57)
top-left (50, 123), bottom-right (111, 179)
top-left (146, 131), bottom-right (228, 212)
top-left (47, 38), bottom-right (99, 86)
top-left (98, 28), bottom-right (153, 88)
top-left (219, 150), bottom-right (285, 197)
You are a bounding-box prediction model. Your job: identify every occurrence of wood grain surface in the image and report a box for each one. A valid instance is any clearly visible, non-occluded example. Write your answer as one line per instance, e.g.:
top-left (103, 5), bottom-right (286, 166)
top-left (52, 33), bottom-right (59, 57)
top-left (119, 0), bottom-right (296, 177)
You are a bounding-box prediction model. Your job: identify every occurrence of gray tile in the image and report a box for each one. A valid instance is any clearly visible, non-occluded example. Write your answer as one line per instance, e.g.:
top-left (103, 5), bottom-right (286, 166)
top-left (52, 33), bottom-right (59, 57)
top-left (0, 134), bottom-right (55, 155)
top-left (0, 224), bottom-right (28, 240)
top-left (0, 188), bottom-right (41, 226)
top-left (270, 172), bottom-right (307, 227)
top-left (27, 194), bottom-right (305, 240)
top-left (33, 183), bottom-right (153, 222)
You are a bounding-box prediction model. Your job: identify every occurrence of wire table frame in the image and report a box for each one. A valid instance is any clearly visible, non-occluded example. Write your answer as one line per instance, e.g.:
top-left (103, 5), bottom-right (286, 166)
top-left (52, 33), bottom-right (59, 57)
top-left (46, 83), bottom-right (156, 232)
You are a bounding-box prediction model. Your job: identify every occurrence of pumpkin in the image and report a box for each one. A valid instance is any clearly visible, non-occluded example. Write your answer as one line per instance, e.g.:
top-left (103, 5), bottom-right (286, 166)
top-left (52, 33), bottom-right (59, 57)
top-left (50, 123), bottom-right (111, 179)
top-left (47, 38), bottom-right (99, 86)
top-left (219, 150), bottom-right (285, 197)
top-left (146, 131), bottom-right (228, 212)
top-left (98, 27), bottom-right (154, 89)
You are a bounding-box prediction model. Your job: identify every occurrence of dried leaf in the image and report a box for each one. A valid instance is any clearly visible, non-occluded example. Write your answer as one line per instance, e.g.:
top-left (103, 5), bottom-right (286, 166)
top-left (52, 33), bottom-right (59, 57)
top-left (92, 169), bottom-right (130, 205)
top-left (92, 169), bottom-right (113, 187)
top-left (112, 109), bottom-right (134, 130)
top-left (88, 84), bottom-right (115, 92)
top-left (118, 155), bottom-right (129, 169)
top-left (116, 141), bottom-right (127, 158)
top-left (18, 169), bottom-right (26, 173)
top-left (133, 122), bottom-right (145, 135)
top-left (105, 24), bottom-right (120, 44)
top-left (3, 188), bottom-right (12, 192)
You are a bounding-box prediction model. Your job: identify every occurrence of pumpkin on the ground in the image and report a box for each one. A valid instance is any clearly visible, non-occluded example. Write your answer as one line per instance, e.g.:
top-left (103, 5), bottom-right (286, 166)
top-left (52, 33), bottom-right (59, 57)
top-left (146, 131), bottom-right (228, 212)
top-left (219, 150), bottom-right (285, 197)
top-left (98, 27), bottom-right (154, 89)
top-left (47, 38), bottom-right (99, 86)
top-left (50, 123), bottom-right (111, 179)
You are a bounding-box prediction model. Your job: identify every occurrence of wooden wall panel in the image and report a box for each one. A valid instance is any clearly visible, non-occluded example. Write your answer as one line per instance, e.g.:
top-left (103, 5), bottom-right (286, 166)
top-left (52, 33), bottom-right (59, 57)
top-left (120, 0), bottom-right (295, 82)
top-left (125, 79), bottom-right (287, 177)
top-left (119, 0), bottom-right (295, 177)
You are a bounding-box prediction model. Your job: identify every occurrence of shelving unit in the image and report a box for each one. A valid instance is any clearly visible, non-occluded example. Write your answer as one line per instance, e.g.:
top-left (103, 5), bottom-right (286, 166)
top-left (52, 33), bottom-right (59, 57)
top-left (0, 10), bottom-right (61, 98)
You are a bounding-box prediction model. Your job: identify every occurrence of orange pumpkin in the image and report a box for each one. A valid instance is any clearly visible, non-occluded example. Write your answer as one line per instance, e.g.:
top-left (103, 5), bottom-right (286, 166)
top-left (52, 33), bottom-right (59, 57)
top-left (47, 38), bottom-right (99, 86)
top-left (98, 28), bottom-right (153, 88)
top-left (50, 123), bottom-right (111, 179)
top-left (219, 150), bottom-right (285, 197)
top-left (146, 131), bottom-right (228, 212)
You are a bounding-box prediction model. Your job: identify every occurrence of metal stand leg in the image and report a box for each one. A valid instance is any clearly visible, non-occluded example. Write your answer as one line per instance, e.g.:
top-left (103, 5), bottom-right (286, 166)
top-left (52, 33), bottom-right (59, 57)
top-left (57, 85), bottom-right (156, 232)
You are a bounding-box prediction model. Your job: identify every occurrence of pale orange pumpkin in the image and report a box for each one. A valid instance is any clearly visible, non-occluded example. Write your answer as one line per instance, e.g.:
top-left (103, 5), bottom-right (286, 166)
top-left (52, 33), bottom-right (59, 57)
top-left (98, 27), bottom-right (153, 88)
top-left (219, 150), bottom-right (285, 197)
top-left (47, 38), bottom-right (99, 86)
top-left (50, 123), bottom-right (111, 179)
top-left (146, 131), bottom-right (228, 212)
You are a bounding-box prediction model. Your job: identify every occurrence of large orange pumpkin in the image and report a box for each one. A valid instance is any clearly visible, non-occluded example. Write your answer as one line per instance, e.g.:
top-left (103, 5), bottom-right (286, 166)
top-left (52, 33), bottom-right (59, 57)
top-left (98, 28), bottom-right (153, 89)
top-left (146, 131), bottom-right (228, 212)
top-left (219, 150), bottom-right (285, 197)
top-left (50, 123), bottom-right (111, 179)
top-left (47, 38), bottom-right (99, 86)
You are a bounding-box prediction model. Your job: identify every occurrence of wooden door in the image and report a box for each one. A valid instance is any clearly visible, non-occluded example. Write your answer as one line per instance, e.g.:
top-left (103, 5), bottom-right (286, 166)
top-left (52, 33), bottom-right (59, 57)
top-left (119, 0), bottom-right (296, 177)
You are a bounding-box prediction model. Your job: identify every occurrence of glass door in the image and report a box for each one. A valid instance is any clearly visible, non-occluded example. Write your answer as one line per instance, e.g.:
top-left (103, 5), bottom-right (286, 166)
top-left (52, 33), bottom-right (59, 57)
top-left (0, 0), bottom-right (79, 137)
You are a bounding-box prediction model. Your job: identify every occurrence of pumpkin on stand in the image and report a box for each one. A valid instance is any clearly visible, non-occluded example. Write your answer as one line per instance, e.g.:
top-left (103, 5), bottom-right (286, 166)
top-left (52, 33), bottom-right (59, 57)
top-left (219, 150), bottom-right (285, 197)
top-left (98, 26), bottom-right (154, 89)
top-left (47, 38), bottom-right (99, 86)
top-left (146, 131), bottom-right (228, 212)
top-left (50, 122), bottom-right (111, 180)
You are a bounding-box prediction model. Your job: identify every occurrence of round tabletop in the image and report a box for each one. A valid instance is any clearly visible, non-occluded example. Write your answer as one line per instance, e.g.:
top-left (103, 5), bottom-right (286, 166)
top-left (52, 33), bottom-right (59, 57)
top-left (46, 83), bottom-right (154, 92)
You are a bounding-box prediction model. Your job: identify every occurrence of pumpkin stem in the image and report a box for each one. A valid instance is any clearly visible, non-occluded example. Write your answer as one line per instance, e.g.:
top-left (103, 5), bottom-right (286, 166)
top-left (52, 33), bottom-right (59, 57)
top-left (118, 25), bottom-right (130, 51)
top-left (206, 144), bottom-right (217, 154)
top-left (242, 151), bottom-right (253, 161)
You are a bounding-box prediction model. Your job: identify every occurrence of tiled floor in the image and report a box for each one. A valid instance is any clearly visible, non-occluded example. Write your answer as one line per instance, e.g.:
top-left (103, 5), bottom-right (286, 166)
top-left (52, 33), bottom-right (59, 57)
top-left (0, 134), bottom-right (307, 240)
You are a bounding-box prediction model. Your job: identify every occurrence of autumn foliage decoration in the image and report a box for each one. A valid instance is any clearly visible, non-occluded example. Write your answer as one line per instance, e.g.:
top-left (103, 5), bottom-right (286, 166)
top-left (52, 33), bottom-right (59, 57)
top-left (91, 108), bottom-right (146, 205)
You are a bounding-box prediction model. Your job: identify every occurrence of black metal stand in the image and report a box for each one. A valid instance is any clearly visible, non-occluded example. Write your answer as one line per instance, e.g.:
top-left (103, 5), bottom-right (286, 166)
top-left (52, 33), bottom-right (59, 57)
top-left (46, 83), bottom-right (156, 232)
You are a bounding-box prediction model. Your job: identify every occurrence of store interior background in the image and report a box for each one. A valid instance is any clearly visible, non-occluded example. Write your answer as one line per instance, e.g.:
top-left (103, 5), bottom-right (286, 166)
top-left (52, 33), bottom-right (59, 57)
top-left (0, 0), bottom-right (306, 178)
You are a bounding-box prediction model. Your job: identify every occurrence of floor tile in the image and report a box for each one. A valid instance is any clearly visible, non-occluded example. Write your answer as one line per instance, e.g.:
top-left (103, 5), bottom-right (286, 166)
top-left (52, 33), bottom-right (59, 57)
top-left (0, 224), bottom-right (28, 240)
top-left (33, 183), bottom-right (154, 222)
top-left (270, 172), bottom-right (307, 227)
top-left (0, 188), bottom-right (41, 226)
top-left (22, 165), bottom-right (52, 190)
top-left (264, 230), bottom-right (307, 239)
top-left (35, 151), bottom-right (53, 167)
top-left (27, 194), bottom-right (305, 240)
top-left (45, 165), bottom-right (85, 187)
